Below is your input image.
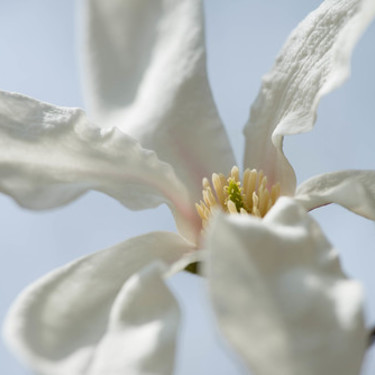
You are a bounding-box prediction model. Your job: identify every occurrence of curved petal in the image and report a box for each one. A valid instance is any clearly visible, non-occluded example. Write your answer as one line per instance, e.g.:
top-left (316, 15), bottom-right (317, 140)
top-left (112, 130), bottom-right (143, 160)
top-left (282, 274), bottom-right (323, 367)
top-left (86, 262), bottom-right (180, 375)
top-left (3, 231), bottom-right (194, 375)
top-left (243, 0), bottom-right (375, 195)
top-left (295, 170), bottom-right (375, 220)
top-left (206, 197), bottom-right (366, 375)
top-left (81, 0), bottom-right (235, 201)
top-left (0, 91), bottom-right (200, 241)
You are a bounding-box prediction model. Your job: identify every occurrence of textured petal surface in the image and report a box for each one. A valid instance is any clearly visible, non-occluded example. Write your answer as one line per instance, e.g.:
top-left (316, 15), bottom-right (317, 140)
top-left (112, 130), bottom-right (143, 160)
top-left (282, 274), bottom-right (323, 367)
top-left (243, 0), bottom-right (375, 195)
top-left (4, 231), bottom-right (194, 375)
top-left (295, 170), bottom-right (375, 220)
top-left (0, 91), bottom-right (199, 240)
top-left (81, 0), bottom-right (235, 201)
top-left (206, 198), bottom-right (366, 375)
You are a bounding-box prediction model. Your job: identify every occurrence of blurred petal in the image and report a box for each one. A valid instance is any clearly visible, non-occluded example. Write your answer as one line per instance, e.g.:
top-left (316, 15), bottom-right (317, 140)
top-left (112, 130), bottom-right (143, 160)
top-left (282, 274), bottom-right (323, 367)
top-left (0, 91), bottom-right (199, 240)
top-left (206, 197), bottom-right (366, 375)
top-left (4, 231), bottom-right (193, 375)
top-left (243, 0), bottom-right (375, 195)
top-left (166, 248), bottom-right (204, 277)
top-left (81, 0), bottom-right (235, 200)
top-left (86, 262), bottom-right (180, 375)
top-left (295, 170), bottom-right (375, 220)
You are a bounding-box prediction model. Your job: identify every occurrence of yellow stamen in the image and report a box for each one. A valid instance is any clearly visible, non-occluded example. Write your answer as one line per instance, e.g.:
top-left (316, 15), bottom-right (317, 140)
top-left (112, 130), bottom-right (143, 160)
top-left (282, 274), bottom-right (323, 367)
top-left (227, 200), bottom-right (238, 214)
top-left (231, 166), bottom-right (240, 182)
top-left (212, 173), bottom-right (226, 208)
top-left (195, 166), bottom-right (281, 228)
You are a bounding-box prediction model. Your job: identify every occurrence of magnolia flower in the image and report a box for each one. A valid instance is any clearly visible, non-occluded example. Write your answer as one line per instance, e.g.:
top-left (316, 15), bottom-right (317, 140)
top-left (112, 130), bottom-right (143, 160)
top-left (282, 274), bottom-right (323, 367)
top-left (2, 0), bottom-right (375, 374)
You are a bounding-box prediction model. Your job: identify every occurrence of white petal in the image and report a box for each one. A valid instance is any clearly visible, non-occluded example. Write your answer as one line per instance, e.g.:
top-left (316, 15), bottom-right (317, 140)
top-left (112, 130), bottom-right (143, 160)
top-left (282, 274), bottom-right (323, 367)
top-left (3, 231), bottom-right (194, 375)
top-left (295, 170), bottom-right (375, 220)
top-left (86, 262), bottom-right (180, 375)
top-left (81, 0), bottom-right (235, 200)
top-left (0, 91), bottom-right (199, 240)
top-left (243, 0), bottom-right (375, 195)
top-left (206, 197), bottom-right (366, 375)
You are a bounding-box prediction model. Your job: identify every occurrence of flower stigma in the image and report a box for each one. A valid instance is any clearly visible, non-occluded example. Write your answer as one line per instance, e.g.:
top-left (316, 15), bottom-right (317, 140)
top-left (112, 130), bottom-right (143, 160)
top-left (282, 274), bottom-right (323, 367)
top-left (195, 166), bottom-right (280, 228)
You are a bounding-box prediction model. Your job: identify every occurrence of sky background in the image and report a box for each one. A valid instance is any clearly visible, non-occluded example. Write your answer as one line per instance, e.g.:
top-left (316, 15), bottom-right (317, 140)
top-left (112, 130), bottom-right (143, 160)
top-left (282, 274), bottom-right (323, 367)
top-left (0, 0), bottom-right (374, 374)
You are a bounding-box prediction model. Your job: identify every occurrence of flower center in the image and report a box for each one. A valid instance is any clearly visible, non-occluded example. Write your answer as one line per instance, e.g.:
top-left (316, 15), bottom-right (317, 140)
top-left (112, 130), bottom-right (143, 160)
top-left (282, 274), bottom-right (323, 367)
top-left (195, 166), bottom-right (280, 228)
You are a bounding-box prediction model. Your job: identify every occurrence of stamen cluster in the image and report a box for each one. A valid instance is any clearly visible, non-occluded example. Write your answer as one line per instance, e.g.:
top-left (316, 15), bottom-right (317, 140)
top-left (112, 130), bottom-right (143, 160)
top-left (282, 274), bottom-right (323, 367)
top-left (195, 166), bottom-right (280, 228)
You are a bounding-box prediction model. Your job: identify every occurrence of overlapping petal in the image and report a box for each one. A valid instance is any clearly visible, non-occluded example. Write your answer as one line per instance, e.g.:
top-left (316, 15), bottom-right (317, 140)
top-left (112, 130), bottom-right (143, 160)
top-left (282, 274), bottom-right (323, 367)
top-left (0, 91), bottom-right (199, 240)
top-left (206, 198), bottom-right (366, 375)
top-left (3, 231), bottom-right (194, 375)
top-left (243, 0), bottom-right (375, 195)
top-left (81, 0), bottom-right (235, 201)
top-left (84, 262), bottom-right (180, 375)
top-left (295, 170), bottom-right (375, 220)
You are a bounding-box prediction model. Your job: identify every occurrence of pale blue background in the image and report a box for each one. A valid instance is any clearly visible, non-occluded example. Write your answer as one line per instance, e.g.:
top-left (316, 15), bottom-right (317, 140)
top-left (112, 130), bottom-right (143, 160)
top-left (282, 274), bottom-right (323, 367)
top-left (0, 1), bottom-right (374, 374)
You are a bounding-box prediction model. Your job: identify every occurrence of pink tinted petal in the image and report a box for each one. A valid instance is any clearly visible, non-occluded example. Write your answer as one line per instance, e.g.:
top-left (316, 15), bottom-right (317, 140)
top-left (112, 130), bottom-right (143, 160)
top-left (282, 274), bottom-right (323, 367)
top-left (0, 91), bottom-right (199, 240)
top-left (81, 0), bottom-right (235, 201)
top-left (243, 0), bottom-right (375, 195)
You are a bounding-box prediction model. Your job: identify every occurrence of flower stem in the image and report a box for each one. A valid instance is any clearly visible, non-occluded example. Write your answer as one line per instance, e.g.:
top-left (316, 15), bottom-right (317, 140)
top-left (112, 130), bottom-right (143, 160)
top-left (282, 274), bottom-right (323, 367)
top-left (369, 327), bottom-right (375, 348)
top-left (184, 262), bottom-right (200, 275)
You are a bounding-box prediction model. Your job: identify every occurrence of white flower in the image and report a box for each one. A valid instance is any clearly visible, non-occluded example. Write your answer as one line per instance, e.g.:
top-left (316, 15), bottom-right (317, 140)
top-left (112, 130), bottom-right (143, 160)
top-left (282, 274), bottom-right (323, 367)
top-left (2, 0), bottom-right (375, 374)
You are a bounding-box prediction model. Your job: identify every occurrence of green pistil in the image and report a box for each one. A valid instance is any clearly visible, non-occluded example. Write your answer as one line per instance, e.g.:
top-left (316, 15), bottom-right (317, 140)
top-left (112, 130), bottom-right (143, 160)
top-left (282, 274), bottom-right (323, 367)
top-left (226, 179), bottom-right (244, 212)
